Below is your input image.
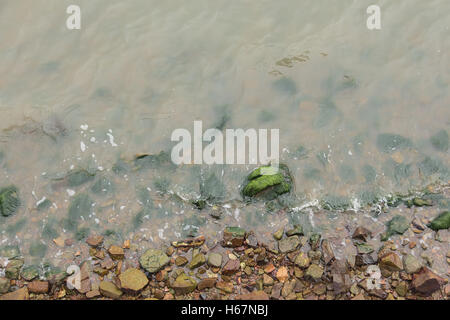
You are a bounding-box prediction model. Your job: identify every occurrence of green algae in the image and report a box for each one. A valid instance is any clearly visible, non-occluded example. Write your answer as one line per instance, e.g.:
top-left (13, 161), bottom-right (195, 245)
top-left (65, 194), bottom-right (93, 231)
top-left (91, 177), bottom-right (114, 195)
top-left (376, 133), bottom-right (412, 153)
top-left (381, 215), bottom-right (409, 241)
top-left (66, 169), bottom-right (95, 187)
top-left (242, 164), bottom-right (292, 200)
top-left (0, 186), bottom-right (20, 217)
top-left (430, 129), bottom-right (448, 152)
top-left (428, 211), bottom-right (450, 231)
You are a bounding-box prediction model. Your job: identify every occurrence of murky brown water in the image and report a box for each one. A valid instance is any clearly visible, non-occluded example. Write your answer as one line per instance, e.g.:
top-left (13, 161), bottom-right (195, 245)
top-left (0, 0), bottom-right (449, 270)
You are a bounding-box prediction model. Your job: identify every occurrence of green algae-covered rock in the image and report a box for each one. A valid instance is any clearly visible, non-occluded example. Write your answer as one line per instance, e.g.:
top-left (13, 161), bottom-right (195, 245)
top-left (381, 215), bottom-right (409, 241)
top-left (428, 211), bottom-right (450, 231)
top-left (21, 265), bottom-right (40, 281)
top-left (242, 164), bottom-right (292, 199)
top-left (0, 186), bottom-right (20, 217)
top-left (139, 249), bottom-right (170, 273)
top-left (0, 245), bottom-right (20, 259)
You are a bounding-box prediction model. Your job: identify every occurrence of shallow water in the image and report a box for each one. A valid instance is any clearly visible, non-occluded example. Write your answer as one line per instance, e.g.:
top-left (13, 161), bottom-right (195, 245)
top-left (0, 0), bottom-right (449, 267)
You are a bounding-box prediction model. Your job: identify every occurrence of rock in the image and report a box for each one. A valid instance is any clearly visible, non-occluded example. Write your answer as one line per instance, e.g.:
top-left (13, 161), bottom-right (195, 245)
top-left (197, 278), bottom-right (216, 290)
top-left (21, 265), bottom-right (40, 281)
top-left (276, 266), bottom-right (289, 282)
top-left (278, 236), bottom-right (300, 253)
top-left (271, 283), bottom-right (283, 299)
top-left (5, 259), bottom-right (23, 279)
top-left (273, 228), bottom-right (284, 240)
top-left (263, 274), bottom-right (274, 286)
top-left (175, 256), bottom-right (188, 266)
top-left (428, 211), bottom-right (450, 231)
top-left (0, 278), bottom-right (10, 294)
top-left (309, 233), bottom-right (321, 250)
top-left (207, 253), bottom-right (222, 268)
top-left (0, 186), bottom-right (20, 217)
top-left (355, 252), bottom-right (377, 266)
top-left (411, 267), bottom-right (446, 296)
top-left (139, 249), bottom-right (170, 273)
top-left (355, 243), bottom-right (374, 254)
top-left (86, 235), bottom-right (104, 247)
top-left (86, 289), bottom-right (100, 299)
top-left (403, 254), bottom-right (422, 274)
top-left (294, 252), bottom-right (310, 268)
top-left (286, 225), bottom-right (303, 237)
top-left (188, 253), bottom-right (206, 269)
top-left (245, 232), bottom-right (258, 247)
top-left (395, 281), bottom-right (408, 297)
top-left (352, 226), bottom-right (372, 242)
top-left (264, 263), bottom-right (275, 273)
top-left (281, 279), bottom-right (296, 297)
top-left (108, 245), bottom-right (124, 259)
top-left (27, 280), bottom-right (49, 294)
top-left (171, 236), bottom-right (205, 248)
top-left (236, 290), bottom-right (269, 300)
top-left (379, 252), bottom-right (403, 272)
top-left (222, 259), bottom-right (240, 275)
top-left (99, 281), bottom-right (122, 299)
top-left (305, 264), bottom-right (323, 280)
top-left (242, 165), bottom-right (292, 199)
top-left (222, 227), bottom-right (246, 247)
top-left (332, 273), bottom-right (351, 294)
top-left (216, 281), bottom-right (233, 293)
top-left (0, 245), bottom-right (20, 259)
top-left (118, 268), bottom-right (149, 292)
top-left (172, 273), bottom-right (197, 295)
top-left (381, 215), bottom-right (409, 241)
top-left (0, 287), bottom-right (28, 300)
top-left (321, 239), bottom-right (335, 265)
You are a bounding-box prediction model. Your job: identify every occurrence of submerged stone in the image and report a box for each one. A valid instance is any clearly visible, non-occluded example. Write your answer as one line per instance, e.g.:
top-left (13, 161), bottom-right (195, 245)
top-left (66, 169), bottom-right (95, 187)
top-left (430, 129), bottom-right (449, 152)
top-left (139, 249), bottom-right (170, 273)
top-left (381, 215), bottom-right (409, 241)
top-left (0, 245), bottom-right (21, 259)
top-left (428, 211), bottom-right (450, 231)
top-left (0, 186), bottom-right (20, 217)
top-left (376, 133), bottom-right (412, 153)
top-left (99, 281), bottom-right (122, 299)
top-left (171, 273), bottom-right (197, 295)
top-left (286, 225), bottom-right (303, 237)
top-left (21, 266), bottom-right (40, 281)
top-left (118, 268), bottom-right (148, 292)
top-left (242, 165), bottom-right (292, 200)
top-left (222, 227), bottom-right (246, 247)
top-left (278, 236), bottom-right (300, 253)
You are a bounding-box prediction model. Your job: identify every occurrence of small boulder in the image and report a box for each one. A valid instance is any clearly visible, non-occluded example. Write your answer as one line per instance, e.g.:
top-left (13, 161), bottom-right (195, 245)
top-left (379, 252), bottom-right (403, 272)
top-left (278, 236), bottom-right (300, 253)
top-left (139, 249), bottom-right (170, 273)
top-left (118, 268), bottom-right (149, 292)
top-left (171, 273), bottom-right (197, 295)
top-left (188, 253), bottom-right (206, 269)
top-left (305, 264), bottom-right (323, 280)
top-left (99, 281), bottom-right (122, 299)
top-left (403, 254), bottom-right (422, 274)
top-left (27, 280), bottom-right (49, 294)
top-left (428, 211), bottom-right (450, 231)
top-left (222, 227), bottom-right (246, 247)
top-left (411, 267), bottom-right (446, 296)
top-left (207, 253), bottom-right (223, 268)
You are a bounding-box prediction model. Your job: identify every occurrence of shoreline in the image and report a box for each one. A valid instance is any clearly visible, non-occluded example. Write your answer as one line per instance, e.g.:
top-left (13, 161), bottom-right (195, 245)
top-left (1, 214), bottom-right (449, 300)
